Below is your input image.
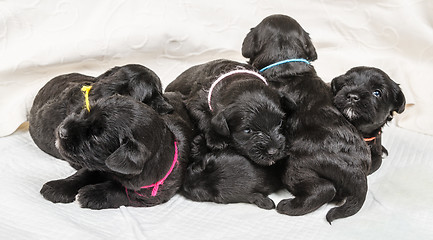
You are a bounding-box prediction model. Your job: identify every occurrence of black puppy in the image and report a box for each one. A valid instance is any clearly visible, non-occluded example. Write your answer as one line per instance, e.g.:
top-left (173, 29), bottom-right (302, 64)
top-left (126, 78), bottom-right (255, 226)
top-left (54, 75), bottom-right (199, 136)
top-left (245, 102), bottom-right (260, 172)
top-left (331, 66), bottom-right (406, 174)
top-left (181, 142), bottom-right (282, 209)
top-left (165, 59), bottom-right (287, 166)
top-left (243, 14), bottom-right (371, 223)
top-left (29, 64), bottom-right (173, 163)
top-left (40, 94), bottom-right (191, 209)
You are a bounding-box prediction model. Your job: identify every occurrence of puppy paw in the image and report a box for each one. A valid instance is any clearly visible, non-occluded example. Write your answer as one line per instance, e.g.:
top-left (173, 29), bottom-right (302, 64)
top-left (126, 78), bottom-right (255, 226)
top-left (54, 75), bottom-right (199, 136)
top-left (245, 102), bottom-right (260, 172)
top-left (77, 182), bottom-right (125, 209)
top-left (276, 198), bottom-right (306, 216)
top-left (40, 180), bottom-right (78, 203)
top-left (369, 154), bottom-right (383, 175)
top-left (206, 135), bottom-right (228, 150)
top-left (382, 146), bottom-right (388, 156)
top-left (248, 194), bottom-right (275, 210)
top-left (191, 134), bottom-right (208, 160)
top-left (77, 184), bottom-right (111, 209)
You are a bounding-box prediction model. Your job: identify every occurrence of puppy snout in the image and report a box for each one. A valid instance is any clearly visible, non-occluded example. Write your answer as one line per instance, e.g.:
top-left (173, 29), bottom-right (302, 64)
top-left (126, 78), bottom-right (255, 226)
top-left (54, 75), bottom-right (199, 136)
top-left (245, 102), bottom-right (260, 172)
top-left (58, 126), bottom-right (68, 139)
top-left (347, 93), bottom-right (360, 103)
top-left (267, 147), bottom-right (278, 156)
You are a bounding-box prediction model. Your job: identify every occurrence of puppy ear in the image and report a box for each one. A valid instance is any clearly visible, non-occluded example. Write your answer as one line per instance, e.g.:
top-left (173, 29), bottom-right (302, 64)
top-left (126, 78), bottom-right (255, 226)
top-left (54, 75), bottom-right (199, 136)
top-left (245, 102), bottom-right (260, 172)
top-left (304, 35), bottom-right (318, 61)
top-left (97, 66), bottom-right (120, 79)
top-left (242, 29), bottom-right (258, 59)
top-left (150, 95), bottom-right (174, 114)
top-left (279, 89), bottom-right (297, 112)
top-left (210, 110), bottom-right (230, 136)
top-left (105, 138), bottom-right (149, 175)
top-left (393, 86), bottom-right (406, 114)
top-left (330, 75), bottom-right (346, 95)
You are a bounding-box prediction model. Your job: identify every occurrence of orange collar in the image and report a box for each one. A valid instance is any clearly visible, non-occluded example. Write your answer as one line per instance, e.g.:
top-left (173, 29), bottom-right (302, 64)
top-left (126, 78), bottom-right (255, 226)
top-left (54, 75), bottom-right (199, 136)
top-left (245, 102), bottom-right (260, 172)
top-left (364, 131), bottom-right (381, 142)
top-left (363, 136), bottom-right (376, 142)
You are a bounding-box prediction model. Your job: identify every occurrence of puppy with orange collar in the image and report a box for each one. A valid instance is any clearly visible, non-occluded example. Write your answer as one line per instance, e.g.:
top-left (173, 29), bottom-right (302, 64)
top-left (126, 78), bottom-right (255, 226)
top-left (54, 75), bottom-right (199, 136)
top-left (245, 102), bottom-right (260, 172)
top-left (331, 66), bottom-right (406, 174)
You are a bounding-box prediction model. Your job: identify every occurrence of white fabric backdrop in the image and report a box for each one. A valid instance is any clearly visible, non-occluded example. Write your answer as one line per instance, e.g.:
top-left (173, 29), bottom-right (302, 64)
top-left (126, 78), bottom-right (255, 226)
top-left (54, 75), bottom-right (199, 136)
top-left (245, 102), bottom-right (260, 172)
top-left (1, 1), bottom-right (433, 240)
top-left (0, 0), bottom-right (432, 137)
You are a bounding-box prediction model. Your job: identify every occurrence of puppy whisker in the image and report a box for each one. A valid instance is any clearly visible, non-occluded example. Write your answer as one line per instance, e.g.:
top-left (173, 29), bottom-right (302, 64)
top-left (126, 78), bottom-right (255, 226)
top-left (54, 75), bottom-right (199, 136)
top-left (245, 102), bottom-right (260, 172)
top-left (344, 108), bottom-right (357, 120)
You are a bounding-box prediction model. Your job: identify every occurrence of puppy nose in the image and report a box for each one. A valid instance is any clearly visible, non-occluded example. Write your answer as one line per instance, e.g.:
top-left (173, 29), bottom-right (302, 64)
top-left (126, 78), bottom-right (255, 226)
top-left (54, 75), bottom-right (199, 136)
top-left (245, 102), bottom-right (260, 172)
top-left (267, 148), bottom-right (278, 156)
top-left (58, 126), bottom-right (68, 139)
top-left (347, 93), bottom-right (360, 103)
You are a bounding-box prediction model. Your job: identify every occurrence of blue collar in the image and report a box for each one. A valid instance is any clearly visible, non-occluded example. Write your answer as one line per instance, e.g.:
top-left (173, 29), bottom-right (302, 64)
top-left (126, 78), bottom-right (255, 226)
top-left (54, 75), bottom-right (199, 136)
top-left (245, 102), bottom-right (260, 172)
top-left (259, 58), bottom-right (311, 72)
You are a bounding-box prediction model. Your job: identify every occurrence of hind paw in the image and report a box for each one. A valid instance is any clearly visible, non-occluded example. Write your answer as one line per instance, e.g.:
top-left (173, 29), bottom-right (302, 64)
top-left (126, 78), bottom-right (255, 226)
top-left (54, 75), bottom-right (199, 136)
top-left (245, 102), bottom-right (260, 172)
top-left (276, 198), bottom-right (309, 216)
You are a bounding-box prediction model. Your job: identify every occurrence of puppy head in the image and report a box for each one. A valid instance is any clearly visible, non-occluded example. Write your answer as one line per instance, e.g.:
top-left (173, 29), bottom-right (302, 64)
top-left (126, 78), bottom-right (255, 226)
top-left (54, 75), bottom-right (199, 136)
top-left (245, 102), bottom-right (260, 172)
top-left (242, 14), bottom-right (317, 69)
top-left (56, 95), bottom-right (166, 175)
top-left (210, 89), bottom-right (286, 166)
top-left (96, 64), bottom-right (173, 114)
top-left (331, 66), bottom-right (406, 134)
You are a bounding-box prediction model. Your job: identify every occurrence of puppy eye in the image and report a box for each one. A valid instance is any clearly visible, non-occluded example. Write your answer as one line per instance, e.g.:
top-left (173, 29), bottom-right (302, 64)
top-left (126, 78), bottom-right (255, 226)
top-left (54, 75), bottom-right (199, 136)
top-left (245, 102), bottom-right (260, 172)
top-left (243, 128), bottom-right (252, 134)
top-left (373, 90), bottom-right (382, 97)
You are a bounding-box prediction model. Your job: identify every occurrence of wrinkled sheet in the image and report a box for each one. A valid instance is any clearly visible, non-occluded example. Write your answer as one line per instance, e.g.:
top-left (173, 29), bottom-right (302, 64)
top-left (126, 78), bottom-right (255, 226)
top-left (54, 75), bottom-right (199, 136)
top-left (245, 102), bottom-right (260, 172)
top-left (1, 1), bottom-right (433, 239)
top-left (1, 123), bottom-right (432, 239)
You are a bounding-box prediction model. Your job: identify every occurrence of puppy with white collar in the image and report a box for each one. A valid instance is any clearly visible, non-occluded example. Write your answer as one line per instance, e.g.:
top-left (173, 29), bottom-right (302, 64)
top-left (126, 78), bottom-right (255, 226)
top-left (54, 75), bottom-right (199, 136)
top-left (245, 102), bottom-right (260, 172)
top-left (166, 59), bottom-right (288, 166)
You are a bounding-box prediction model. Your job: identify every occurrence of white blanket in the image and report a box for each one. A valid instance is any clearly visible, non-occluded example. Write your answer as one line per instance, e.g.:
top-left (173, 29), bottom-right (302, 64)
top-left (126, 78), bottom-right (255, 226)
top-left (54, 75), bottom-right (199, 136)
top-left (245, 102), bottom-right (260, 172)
top-left (1, 1), bottom-right (433, 239)
top-left (1, 123), bottom-right (432, 239)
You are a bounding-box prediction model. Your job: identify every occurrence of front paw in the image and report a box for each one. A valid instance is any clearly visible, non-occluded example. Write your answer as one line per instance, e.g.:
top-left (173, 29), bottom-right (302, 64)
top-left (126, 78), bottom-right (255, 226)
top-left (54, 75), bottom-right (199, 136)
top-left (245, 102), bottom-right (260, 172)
top-left (191, 134), bottom-right (208, 160)
top-left (369, 154), bottom-right (383, 175)
top-left (77, 182), bottom-right (126, 209)
top-left (40, 180), bottom-right (78, 203)
top-left (249, 194), bottom-right (275, 210)
top-left (206, 134), bottom-right (228, 150)
top-left (77, 184), bottom-right (112, 209)
top-left (382, 145), bottom-right (388, 156)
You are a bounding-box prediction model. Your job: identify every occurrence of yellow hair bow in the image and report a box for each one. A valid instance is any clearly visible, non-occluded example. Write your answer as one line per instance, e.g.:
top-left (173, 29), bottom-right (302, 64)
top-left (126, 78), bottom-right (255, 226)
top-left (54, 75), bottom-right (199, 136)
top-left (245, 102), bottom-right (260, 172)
top-left (81, 85), bottom-right (92, 112)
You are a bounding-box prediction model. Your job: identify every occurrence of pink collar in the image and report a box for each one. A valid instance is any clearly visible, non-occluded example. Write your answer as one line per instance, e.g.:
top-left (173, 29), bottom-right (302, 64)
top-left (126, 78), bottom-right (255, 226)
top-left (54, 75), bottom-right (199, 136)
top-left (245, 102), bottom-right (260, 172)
top-left (207, 69), bottom-right (268, 111)
top-left (131, 141), bottom-right (179, 197)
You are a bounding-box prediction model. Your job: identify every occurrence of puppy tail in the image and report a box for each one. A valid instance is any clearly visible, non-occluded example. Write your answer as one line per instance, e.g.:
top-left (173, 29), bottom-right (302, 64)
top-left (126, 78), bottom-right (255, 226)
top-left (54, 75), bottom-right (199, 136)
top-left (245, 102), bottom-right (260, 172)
top-left (325, 173), bottom-right (367, 224)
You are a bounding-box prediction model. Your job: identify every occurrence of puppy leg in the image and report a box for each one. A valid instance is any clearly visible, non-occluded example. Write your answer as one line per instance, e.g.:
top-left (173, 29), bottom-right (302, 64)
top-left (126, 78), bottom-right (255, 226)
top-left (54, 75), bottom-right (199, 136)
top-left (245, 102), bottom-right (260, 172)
top-left (382, 146), bottom-right (388, 156)
top-left (247, 193), bottom-right (275, 210)
top-left (205, 130), bottom-right (229, 150)
top-left (369, 139), bottom-right (385, 175)
top-left (77, 180), bottom-right (129, 209)
top-left (40, 168), bottom-right (107, 203)
top-left (369, 151), bottom-right (383, 175)
top-left (277, 178), bottom-right (336, 216)
top-left (191, 134), bottom-right (209, 161)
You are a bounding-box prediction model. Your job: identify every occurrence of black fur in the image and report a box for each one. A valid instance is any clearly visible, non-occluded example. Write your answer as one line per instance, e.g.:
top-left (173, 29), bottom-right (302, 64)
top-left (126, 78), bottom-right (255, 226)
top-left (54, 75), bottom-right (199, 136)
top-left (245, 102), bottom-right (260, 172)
top-left (242, 14), bottom-right (317, 87)
top-left (93, 64), bottom-right (173, 114)
top-left (181, 135), bottom-right (282, 209)
top-left (331, 66), bottom-right (406, 174)
top-left (40, 94), bottom-right (192, 209)
top-left (29, 64), bottom-right (173, 162)
top-left (166, 59), bottom-right (287, 166)
top-left (243, 14), bottom-right (371, 223)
